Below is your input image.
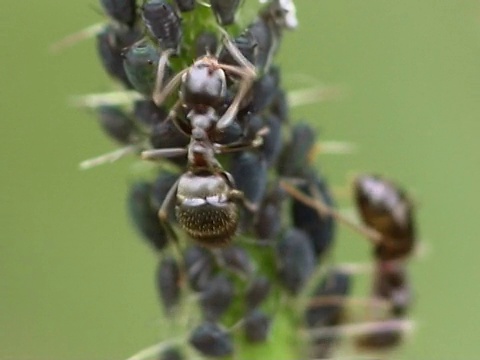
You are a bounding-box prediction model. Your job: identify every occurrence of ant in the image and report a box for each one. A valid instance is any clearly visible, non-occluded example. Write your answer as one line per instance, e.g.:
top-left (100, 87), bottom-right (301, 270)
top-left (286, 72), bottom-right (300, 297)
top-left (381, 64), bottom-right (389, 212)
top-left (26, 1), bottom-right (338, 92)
top-left (141, 118), bottom-right (265, 247)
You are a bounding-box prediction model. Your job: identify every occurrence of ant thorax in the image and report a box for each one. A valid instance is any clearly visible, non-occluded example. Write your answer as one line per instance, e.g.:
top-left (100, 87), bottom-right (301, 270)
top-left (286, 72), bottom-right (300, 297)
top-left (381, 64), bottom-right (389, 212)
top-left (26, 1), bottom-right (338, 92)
top-left (181, 59), bottom-right (227, 108)
top-left (187, 108), bottom-right (219, 133)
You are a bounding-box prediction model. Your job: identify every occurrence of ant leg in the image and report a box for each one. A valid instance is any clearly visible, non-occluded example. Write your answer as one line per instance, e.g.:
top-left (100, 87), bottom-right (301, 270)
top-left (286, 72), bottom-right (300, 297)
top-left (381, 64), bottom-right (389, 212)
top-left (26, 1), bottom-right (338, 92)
top-left (141, 147), bottom-right (188, 161)
top-left (152, 67), bottom-right (188, 107)
top-left (154, 49), bottom-right (174, 100)
top-left (214, 126), bottom-right (269, 153)
top-left (218, 27), bottom-right (257, 74)
top-left (79, 145), bottom-right (138, 169)
top-left (279, 179), bottom-right (383, 245)
top-left (158, 179), bottom-right (182, 252)
top-left (168, 100), bottom-right (192, 138)
top-left (216, 64), bottom-right (257, 130)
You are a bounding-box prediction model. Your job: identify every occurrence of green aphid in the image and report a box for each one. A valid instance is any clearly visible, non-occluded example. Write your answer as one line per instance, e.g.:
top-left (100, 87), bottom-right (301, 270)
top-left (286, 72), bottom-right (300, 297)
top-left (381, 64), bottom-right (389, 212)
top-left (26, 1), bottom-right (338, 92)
top-left (123, 40), bottom-right (165, 96)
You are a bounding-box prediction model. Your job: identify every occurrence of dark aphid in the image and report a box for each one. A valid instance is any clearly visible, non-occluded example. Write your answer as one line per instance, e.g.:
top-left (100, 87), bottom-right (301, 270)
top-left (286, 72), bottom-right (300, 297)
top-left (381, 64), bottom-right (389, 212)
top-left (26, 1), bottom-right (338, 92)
top-left (194, 31), bottom-right (218, 58)
top-left (133, 99), bottom-right (169, 127)
top-left (245, 275), bottom-right (271, 310)
top-left (127, 181), bottom-right (168, 251)
top-left (200, 274), bottom-right (234, 321)
top-left (151, 171), bottom-right (179, 223)
top-left (355, 327), bottom-right (402, 350)
top-left (184, 246), bottom-right (214, 291)
top-left (96, 25), bottom-right (142, 88)
top-left (100, 0), bottom-right (138, 28)
top-left (212, 120), bottom-right (243, 145)
top-left (156, 256), bottom-right (181, 314)
top-left (271, 88), bottom-right (290, 123)
top-left (96, 105), bottom-right (138, 144)
top-left (245, 68), bottom-right (280, 114)
top-left (218, 32), bottom-right (257, 69)
top-left (291, 170), bottom-right (336, 259)
top-left (354, 174), bottom-right (416, 261)
top-left (373, 263), bottom-right (412, 317)
top-left (231, 151), bottom-right (268, 207)
top-left (278, 122), bottom-right (316, 178)
top-left (244, 310), bottom-right (271, 343)
top-left (305, 270), bottom-right (352, 328)
top-left (173, 0), bottom-right (195, 12)
top-left (254, 186), bottom-right (284, 241)
top-left (149, 118), bottom-right (189, 150)
top-left (189, 322), bottom-right (234, 358)
top-left (159, 347), bottom-right (184, 360)
top-left (141, 0), bottom-right (182, 53)
top-left (261, 113), bottom-right (283, 167)
top-left (277, 228), bottom-right (316, 295)
top-left (219, 245), bottom-right (254, 276)
top-left (305, 270), bottom-right (351, 359)
top-left (123, 40), bottom-right (165, 96)
top-left (210, 0), bottom-right (241, 26)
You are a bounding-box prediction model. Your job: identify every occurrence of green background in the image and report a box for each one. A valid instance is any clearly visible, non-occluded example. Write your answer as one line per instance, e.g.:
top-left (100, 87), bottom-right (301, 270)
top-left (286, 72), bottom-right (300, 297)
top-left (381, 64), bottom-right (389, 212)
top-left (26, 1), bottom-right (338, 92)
top-left (1, 1), bottom-right (479, 359)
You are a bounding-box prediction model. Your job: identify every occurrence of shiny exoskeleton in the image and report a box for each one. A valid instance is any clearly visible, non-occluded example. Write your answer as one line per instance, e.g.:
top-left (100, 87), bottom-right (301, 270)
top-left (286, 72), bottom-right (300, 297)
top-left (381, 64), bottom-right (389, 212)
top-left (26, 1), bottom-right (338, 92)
top-left (210, 0), bottom-right (241, 26)
top-left (354, 174), bottom-right (416, 261)
top-left (152, 42), bottom-right (257, 133)
top-left (142, 121), bottom-right (261, 246)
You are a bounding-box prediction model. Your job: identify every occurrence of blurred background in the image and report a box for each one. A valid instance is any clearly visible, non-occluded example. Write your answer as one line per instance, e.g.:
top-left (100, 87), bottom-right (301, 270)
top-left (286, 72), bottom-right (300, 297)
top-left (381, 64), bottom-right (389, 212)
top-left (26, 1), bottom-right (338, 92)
top-left (1, 0), bottom-right (479, 359)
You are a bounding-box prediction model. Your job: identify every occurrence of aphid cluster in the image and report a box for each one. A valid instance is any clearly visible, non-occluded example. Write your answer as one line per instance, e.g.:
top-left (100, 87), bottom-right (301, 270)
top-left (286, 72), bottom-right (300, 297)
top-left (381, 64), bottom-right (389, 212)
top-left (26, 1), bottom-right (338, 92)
top-left (62, 0), bottom-right (420, 358)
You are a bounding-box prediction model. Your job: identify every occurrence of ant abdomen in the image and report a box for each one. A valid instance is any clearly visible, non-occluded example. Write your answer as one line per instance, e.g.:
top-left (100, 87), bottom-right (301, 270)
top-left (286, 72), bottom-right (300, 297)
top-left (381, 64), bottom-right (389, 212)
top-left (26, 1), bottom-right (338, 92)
top-left (175, 172), bottom-right (239, 246)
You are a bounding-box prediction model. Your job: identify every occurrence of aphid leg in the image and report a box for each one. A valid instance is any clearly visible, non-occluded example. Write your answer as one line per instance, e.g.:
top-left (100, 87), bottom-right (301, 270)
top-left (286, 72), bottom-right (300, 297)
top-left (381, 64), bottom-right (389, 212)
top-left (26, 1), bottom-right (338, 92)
top-left (279, 180), bottom-right (383, 245)
top-left (152, 67), bottom-right (188, 107)
top-left (141, 147), bottom-right (188, 161)
top-left (79, 145), bottom-right (138, 170)
top-left (50, 22), bottom-right (105, 53)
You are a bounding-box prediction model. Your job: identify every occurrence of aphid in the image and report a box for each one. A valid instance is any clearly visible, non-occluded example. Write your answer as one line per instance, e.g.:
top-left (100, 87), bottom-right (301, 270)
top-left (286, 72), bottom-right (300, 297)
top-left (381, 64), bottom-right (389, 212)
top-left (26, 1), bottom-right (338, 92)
top-left (305, 270), bottom-right (351, 359)
top-left (173, 0), bottom-right (195, 12)
top-left (355, 325), bottom-right (403, 350)
top-left (100, 0), bottom-right (138, 28)
top-left (244, 67), bottom-right (281, 114)
top-left (200, 274), bottom-right (234, 321)
top-left (261, 113), bottom-right (283, 167)
top-left (159, 347), bottom-right (184, 360)
top-left (278, 122), bottom-right (316, 178)
top-left (123, 40), bottom-right (168, 96)
top-left (189, 322), bottom-right (234, 357)
top-left (184, 245), bottom-right (214, 291)
top-left (96, 25), bottom-right (142, 88)
top-left (225, 0), bottom-right (298, 75)
top-left (194, 31), bottom-right (218, 58)
top-left (291, 170), bottom-right (336, 259)
top-left (133, 99), bottom-right (169, 127)
top-left (354, 174), bottom-right (416, 261)
top-left (141, 0), bottom-right (182, 53)
top-left (210, 0), bottom-right (241, 26)
top-left (127, 181), bottom-right (168, 251)
top-left (254, 186), bottom-right (284, 241)
top-left (230, 151), bottom-right (268, 207)
top-left (95, 105), bottom-right (139, 144)
top-left (306, 270), bottom-right (352, 328)
top-left (156, 256), bottom-right (181, 314)
top-left (219, 245), bottom-right (254, 276)
top-left (245, 275), bottom-right (271, 310)
top-left (244, 310), bottom-right (271, 343)
top-left (277, 228), bottom-right (316, 295)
